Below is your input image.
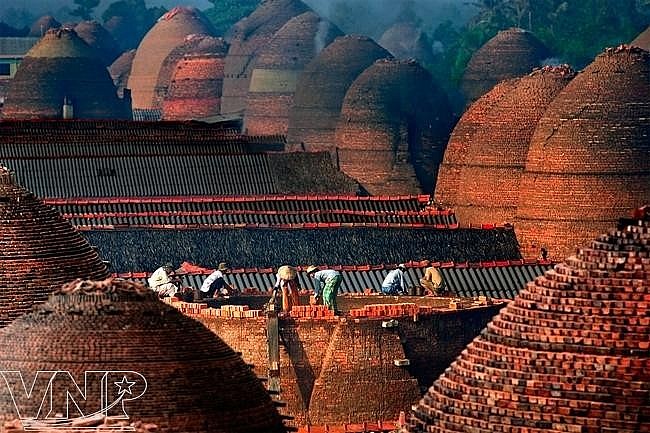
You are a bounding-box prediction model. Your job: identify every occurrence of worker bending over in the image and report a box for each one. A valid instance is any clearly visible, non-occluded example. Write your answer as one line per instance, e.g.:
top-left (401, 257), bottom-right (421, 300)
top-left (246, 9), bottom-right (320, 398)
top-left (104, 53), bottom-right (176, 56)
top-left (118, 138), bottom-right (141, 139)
top-left (381, 264), bottom-right (407, 295)
top-left (306, 266), bottom-right (342, 314)
top-left (273, 265), bottom-right (300, 313)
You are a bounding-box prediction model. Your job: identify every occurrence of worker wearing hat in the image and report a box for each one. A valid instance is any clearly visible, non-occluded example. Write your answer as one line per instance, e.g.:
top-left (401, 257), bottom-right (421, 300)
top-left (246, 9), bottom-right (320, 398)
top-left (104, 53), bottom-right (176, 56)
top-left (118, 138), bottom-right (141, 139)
top-left (148, 262), bottom-right (180, 297)
top-left (200, 262), bottom-right (235, 298)
top-left (381, 264), bottom-right (407, 295)
top-left (306, 265), bottom-right (342, 314)
top-left (273, 265), bottom-right (300, 313)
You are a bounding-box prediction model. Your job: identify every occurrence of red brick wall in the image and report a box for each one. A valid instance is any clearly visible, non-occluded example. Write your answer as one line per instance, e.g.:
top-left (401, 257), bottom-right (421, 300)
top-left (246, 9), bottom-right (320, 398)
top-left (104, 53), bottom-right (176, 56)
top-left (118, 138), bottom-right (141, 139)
top-left (193, 304), bottom-right (503, 426)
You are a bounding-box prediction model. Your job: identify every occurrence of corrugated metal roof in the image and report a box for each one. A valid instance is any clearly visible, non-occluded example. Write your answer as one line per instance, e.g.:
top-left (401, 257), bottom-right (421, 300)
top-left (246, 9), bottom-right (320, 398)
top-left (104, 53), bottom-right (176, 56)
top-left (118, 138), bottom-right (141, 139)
top-left (132, 108), bottom-right (162, 121)
top-left (0, 37), bottom-right (39, 57)
top-left (120, 262), bottom-right (551, 299)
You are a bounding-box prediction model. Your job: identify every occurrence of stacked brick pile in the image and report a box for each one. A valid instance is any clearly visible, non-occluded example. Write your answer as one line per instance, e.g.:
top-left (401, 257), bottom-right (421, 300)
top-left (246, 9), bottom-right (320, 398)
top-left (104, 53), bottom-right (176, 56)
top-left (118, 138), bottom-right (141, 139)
top-left (155, 35), bottom-right (227, 111)
top-left (0, 167), bottom-right (108, 327)
top-left (1, 28), bottom-right (129, 120)
top-left (516, 46), bottom-right (650, 259)
top-left (435, 66), bottom-right (574, 225)
top-left (128, 7), bottom-right (215, 111)
top-left (244, 11), bottom-right (342, 135)
top-left (290, 304), bottom-right (335, 318)
top-left (461, 28), bottom-right (549, 104)
top-left (632, 26), bottom-right (650, 50)
top-left (379, 22), bottom-right (434, 65)
top-left (407, 208), bottom-right (650, 433)
top-left (349, 303), bottom-right (419, 318)
top-left (221, 0), bottom-right (310, 114)
top-left (286, 35), bottom-right (391, 154)
top-left (165, 298), bottom-right (264, 318)
top-left (0, 279), bottom-right (286, 433)
top-left (108, 49), bottom-right (135, 98)
top-left (336, 59), bottom-right (452, 195)
top-left (74, 20), bottom-right (121, 66)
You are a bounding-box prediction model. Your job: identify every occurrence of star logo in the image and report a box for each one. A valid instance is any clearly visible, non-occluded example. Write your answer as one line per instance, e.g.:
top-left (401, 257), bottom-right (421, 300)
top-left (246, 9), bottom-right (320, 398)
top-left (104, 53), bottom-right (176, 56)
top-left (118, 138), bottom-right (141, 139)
top-left (114, 376), bottom-right (136, 395)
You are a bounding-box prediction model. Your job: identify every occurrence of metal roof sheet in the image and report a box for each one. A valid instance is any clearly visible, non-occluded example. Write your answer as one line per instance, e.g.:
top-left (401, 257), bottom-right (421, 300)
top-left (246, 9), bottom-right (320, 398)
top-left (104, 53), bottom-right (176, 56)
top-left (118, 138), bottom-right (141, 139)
top-left (0, 37), bottom-right (39, 56)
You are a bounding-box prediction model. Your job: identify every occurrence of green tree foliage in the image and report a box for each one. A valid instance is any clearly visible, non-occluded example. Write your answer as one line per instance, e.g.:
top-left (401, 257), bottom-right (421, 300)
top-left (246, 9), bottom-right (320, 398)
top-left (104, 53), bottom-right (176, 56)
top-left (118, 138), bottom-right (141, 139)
top-left (71, 0), bottom-right (100, 20)
top-left (433, 0), bottom-right (649, 86)
top-left (102, 0), bottom-right (166, 50)
top-left (203, 0), bottom-right (260, 36)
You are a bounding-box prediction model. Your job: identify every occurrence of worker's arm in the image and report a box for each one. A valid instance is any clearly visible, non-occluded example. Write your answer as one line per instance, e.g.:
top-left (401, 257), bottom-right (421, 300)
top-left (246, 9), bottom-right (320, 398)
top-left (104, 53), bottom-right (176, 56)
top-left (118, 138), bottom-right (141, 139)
top-left (400, 271), bottom-right (405, 291)
top-left (313, 274), bottom-right (323, 297)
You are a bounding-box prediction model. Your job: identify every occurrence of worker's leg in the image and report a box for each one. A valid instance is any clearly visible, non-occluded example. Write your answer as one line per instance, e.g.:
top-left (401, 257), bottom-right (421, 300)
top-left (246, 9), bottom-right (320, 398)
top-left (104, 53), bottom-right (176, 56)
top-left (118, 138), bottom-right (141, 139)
top-left (420, 278), bottom-right (437, 294)
top-left (290, 280), bottom-right (300, 309)
top-left (322, 275), bottom-right (341, 312)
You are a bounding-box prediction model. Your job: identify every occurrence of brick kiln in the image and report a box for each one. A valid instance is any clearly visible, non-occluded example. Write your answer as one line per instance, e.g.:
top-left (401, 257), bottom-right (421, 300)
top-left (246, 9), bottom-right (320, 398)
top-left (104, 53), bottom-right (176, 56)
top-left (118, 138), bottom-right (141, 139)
top-left (109, 49), bottom-right (135, 98)
top-left (74, 20), bottom-right (121, 66)
top-left (221, 0), bottom-right (310, 115)
top-left (0, 167), bottom-right (108, 327)
top-left (336, 59), bottom-right (452, 195)
top-left (0, 279), bottom-right (286, 433)
top-left (407, 208), bottom-right (650, 433)
top-left (516, 46), bottom-right (650, 260)
top-left (128, 7), bottom-right (215, 111)
top-left (181, 296), bottom-right (504, 427)
top-left (632, 26), bottom-right (650, 50)
top-left (378, 21), bottom-right (434, 65)
top-left (286, 35), bottom-right (391, 154)
top-left (435, 66), bottom-right (575, 226)
top-left (244, 11), bottom-right (342, 135)
top-left (156, 36), bottom-right (227, 120)
top-left (1, 28), bottom-right (129, 120)
top-left (461, 28), bottom-right (549, 104)
top-left (28, 15), bottom-right (60, 37)
top-left (154, 35), bottom-right (227, 112)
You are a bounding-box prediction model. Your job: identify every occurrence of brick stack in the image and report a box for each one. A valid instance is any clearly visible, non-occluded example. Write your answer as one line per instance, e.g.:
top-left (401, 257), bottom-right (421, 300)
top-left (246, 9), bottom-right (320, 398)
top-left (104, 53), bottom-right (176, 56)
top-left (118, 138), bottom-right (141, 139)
top-left (221, 0), bottom-right (310, 114)
top-left (461, 28), bottom-right (549, 104)
top-left (28, 15), bottom-right (60, 37)
top-left (407, 209), bottom-right (650, 433)
top-left (336, 59), bottom-right (453, 195)
top-left (290, 304), bottom-right (335, 318)
top-left (109, 49), bottom-right (136, 98)
top-left (286, 35), bottom-right (391, 154)
top-left (155, 35), bottom-right (227, 111)
top-left (0, 279), bottom-right (286, 433)
top-left (435, 66), bottom-right (575, 225)
top-left (632, 26), bottom-right (650, 50)
top-left (128, 7), bottom-right (215, 111)
top-left (516, 46), bottom-right (650, 259)
top-left (379, 22), bottom-right (434, 65)
top-left (244, 11), bottom-right (342, 135)
top-left (0, 167), bottom-right (108, 327)
top-left (74, 20), bottom-right (121, 66)
top-left (161, 38), bottom-right (229, 121)
top-left (349, 303), bottom-right (419, 318)
top-left (1, 28), bottom-right (129, 120)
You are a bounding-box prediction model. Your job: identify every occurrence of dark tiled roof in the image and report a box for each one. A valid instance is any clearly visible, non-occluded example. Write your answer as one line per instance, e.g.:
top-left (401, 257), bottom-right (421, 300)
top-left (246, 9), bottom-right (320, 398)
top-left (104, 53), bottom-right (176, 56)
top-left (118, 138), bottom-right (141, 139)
top-left (45, 195), bottom-right (458, 228)
top-left (132, 108), bottom-right (162, 121)
top-left (84, 226), bottom-right (521, 272)
top-left (0, 37), bottom-right (39, 56)
top-left (118, 260), bottom-right (550, 299)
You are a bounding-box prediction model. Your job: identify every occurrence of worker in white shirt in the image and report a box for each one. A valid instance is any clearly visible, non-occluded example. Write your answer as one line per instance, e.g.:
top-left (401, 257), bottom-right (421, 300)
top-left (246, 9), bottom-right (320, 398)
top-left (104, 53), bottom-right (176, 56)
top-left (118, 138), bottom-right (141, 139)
top-left (148, 263), bottom-right (179, 297)
top-left (200, 262), bottom-right (236, 298)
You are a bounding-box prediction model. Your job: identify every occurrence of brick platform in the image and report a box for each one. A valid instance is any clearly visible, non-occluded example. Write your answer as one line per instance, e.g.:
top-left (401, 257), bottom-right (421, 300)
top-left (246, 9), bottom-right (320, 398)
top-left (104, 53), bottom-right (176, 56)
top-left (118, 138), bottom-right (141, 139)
top-left (407, 208), bottom-right (650, 433)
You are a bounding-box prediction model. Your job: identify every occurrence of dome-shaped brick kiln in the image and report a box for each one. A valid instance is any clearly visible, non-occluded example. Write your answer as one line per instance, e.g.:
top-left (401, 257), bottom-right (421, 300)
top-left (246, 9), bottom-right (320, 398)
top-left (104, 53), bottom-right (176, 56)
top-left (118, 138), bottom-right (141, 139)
top-left (127, 7), bottom-right (215, 110)
top-left (286, 35), bottom-right (391, 153)
top-left (74, 20), bottom-right (121, 66)
top-left (435, 66), bottom-right (575, 226)
top-left (220, 0), bottom-right (310, 114)
top-left (407, 207), bottom-right (650, 433)
top-left (154, 34), bottom-right (227, 111)
top-left (516, 46), bottom-right (650, 260)
top-left (379, 21), bottom-right (434, 65)
top-left (336, 59), bottom-right (453, 195)
top-left (0, 279), bottom-right (286, 433)
top-left (243, 11), bottom-right (342, 135)
top-left (109, 49), bottom-right (136, 98)
top-left (161, 41), bottom-right (229, 121)
top-left (0, 167), bottom-right (108, 327)
top-left (28, 15), bottom-right (60, 37)
top-left (1, 28), bottom-right (129, 119)
top-left (462, 28), bottom-right (550, 104)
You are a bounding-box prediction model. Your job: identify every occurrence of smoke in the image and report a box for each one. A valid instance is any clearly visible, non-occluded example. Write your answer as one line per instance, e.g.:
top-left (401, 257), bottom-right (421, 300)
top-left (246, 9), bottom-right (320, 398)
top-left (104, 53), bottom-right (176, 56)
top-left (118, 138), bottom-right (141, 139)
top-left (314, 19), bottom-right (330, 54)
